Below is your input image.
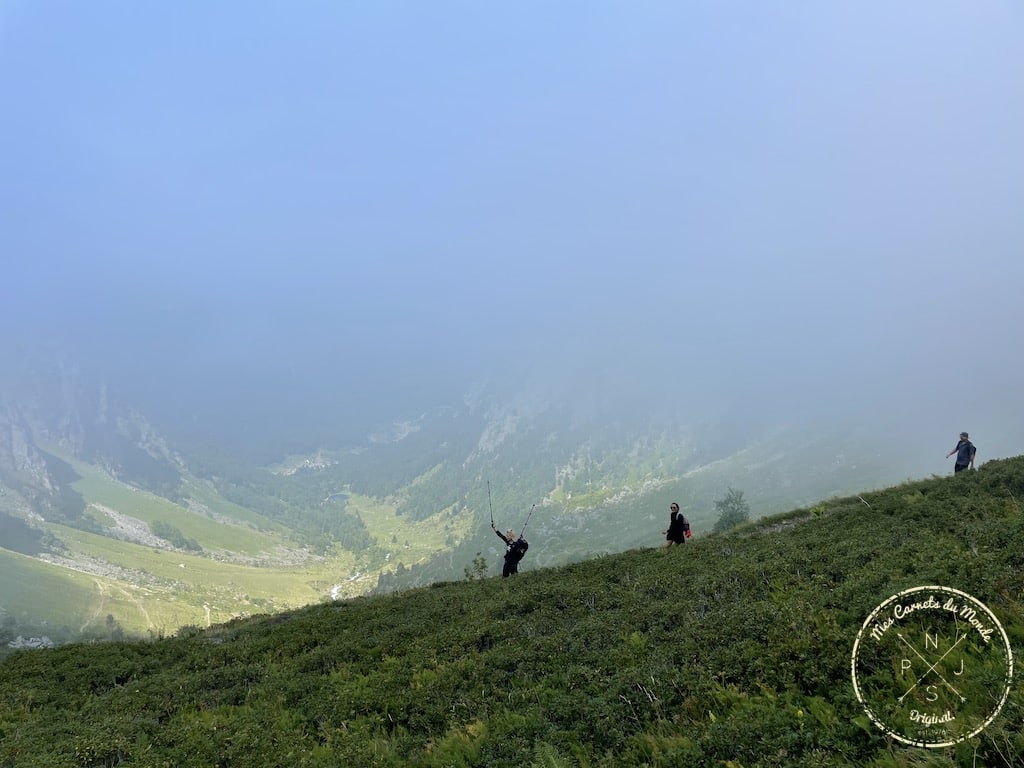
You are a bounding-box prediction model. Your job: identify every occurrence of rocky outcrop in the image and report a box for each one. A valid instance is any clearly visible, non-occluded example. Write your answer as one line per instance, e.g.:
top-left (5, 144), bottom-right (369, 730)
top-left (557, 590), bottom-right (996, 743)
top-left (0, 349), bottom-right (184, 504)
top-left (0, 406), bottom-right (53, 490)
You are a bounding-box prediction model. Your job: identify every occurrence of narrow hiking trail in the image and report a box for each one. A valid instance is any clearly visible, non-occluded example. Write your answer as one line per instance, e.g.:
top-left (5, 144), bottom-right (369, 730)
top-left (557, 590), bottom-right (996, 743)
top-left (81, 579), bottom-right (108, 633)
top-left (80, 578), bottom-right (155, 634)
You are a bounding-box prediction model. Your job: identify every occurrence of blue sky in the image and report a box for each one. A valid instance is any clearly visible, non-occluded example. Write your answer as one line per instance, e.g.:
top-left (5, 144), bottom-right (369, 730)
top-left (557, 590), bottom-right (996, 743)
top-left (2, 2), bottom-right (1023, 453)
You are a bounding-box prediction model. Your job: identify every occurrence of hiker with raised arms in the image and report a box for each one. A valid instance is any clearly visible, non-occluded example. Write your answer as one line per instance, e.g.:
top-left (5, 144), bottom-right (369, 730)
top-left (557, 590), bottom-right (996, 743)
top-left (492, 523), bottom-right (529, 577)
top-left (486, 482), bottom-right (532, 577)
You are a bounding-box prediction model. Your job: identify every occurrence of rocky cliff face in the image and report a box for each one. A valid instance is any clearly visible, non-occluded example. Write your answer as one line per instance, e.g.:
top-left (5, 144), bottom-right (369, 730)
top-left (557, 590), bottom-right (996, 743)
top-left (0, 403), bottom-right (64, 522)
top-left (0, 406), bottom-right (53, 491)
top-left (0, 350), bottom-right (184, 517)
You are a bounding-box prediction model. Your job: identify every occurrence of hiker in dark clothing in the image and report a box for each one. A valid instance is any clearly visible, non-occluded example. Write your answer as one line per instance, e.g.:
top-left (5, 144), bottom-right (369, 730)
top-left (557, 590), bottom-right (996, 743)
top-left (946, 432), bottom-right (976, 473)
top-left (493, 523), bottom-right (529, 577)
top-left (664, 502), bottom-right (690, 547)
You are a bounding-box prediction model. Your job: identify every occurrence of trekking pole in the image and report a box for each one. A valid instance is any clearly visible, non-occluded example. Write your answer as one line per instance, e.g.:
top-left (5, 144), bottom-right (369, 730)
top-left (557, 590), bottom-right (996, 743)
top-left (487, 481), bottom-right (495, 528)
top-left (520, 504), bottom-right (536, 538)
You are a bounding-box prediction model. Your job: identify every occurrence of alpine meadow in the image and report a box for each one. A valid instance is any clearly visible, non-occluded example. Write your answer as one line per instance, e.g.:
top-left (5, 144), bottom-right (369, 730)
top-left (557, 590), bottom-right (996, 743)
top-left (3, 458), bottom-right (1024, 767)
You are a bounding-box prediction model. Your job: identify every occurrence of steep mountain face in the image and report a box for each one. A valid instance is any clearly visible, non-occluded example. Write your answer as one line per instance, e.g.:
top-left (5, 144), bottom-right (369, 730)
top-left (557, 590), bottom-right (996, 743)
top-left (0, 351), bottom-right (183, 510)
top-left (0, 405), bottom-right (52, 492)
top-left (0, 405), bottom-right (57, 527)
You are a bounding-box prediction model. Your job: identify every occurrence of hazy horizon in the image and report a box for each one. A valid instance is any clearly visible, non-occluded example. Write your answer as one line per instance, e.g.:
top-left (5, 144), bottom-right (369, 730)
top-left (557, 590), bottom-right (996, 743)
top-left (3, 3), bottom-right (1023, 463)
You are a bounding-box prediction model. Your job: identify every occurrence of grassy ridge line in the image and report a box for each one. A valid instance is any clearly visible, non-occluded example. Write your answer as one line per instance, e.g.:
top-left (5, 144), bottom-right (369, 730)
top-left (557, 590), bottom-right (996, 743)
top-left (2, 458), bottom-right (1024, 766)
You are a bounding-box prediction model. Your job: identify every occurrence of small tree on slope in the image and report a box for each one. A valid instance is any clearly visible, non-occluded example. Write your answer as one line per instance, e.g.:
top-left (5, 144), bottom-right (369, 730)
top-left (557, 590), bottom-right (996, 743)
top-left (712, 487), bottom-right (751, 533)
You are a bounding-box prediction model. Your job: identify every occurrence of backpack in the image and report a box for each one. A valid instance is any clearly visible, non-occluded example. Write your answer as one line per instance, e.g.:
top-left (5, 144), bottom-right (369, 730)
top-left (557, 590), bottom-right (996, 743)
top-left (509, 538), bottom-right (528, 563)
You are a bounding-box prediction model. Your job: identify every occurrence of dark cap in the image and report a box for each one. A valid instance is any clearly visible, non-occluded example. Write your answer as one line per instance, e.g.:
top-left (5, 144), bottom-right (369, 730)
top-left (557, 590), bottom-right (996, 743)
top-left (960, 432), bottom-right (969, 438)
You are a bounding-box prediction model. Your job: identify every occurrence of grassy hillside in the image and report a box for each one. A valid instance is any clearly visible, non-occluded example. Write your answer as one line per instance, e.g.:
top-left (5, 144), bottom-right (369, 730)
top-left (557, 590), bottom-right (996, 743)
top-left (0, 549), bottom-right (103, 633)
top-left (0, 452), bottom-right (476, 644)
top-left (372, 424), bottom-right (919, 593)
top-left (2, 458), bottom-right (1024, 767)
